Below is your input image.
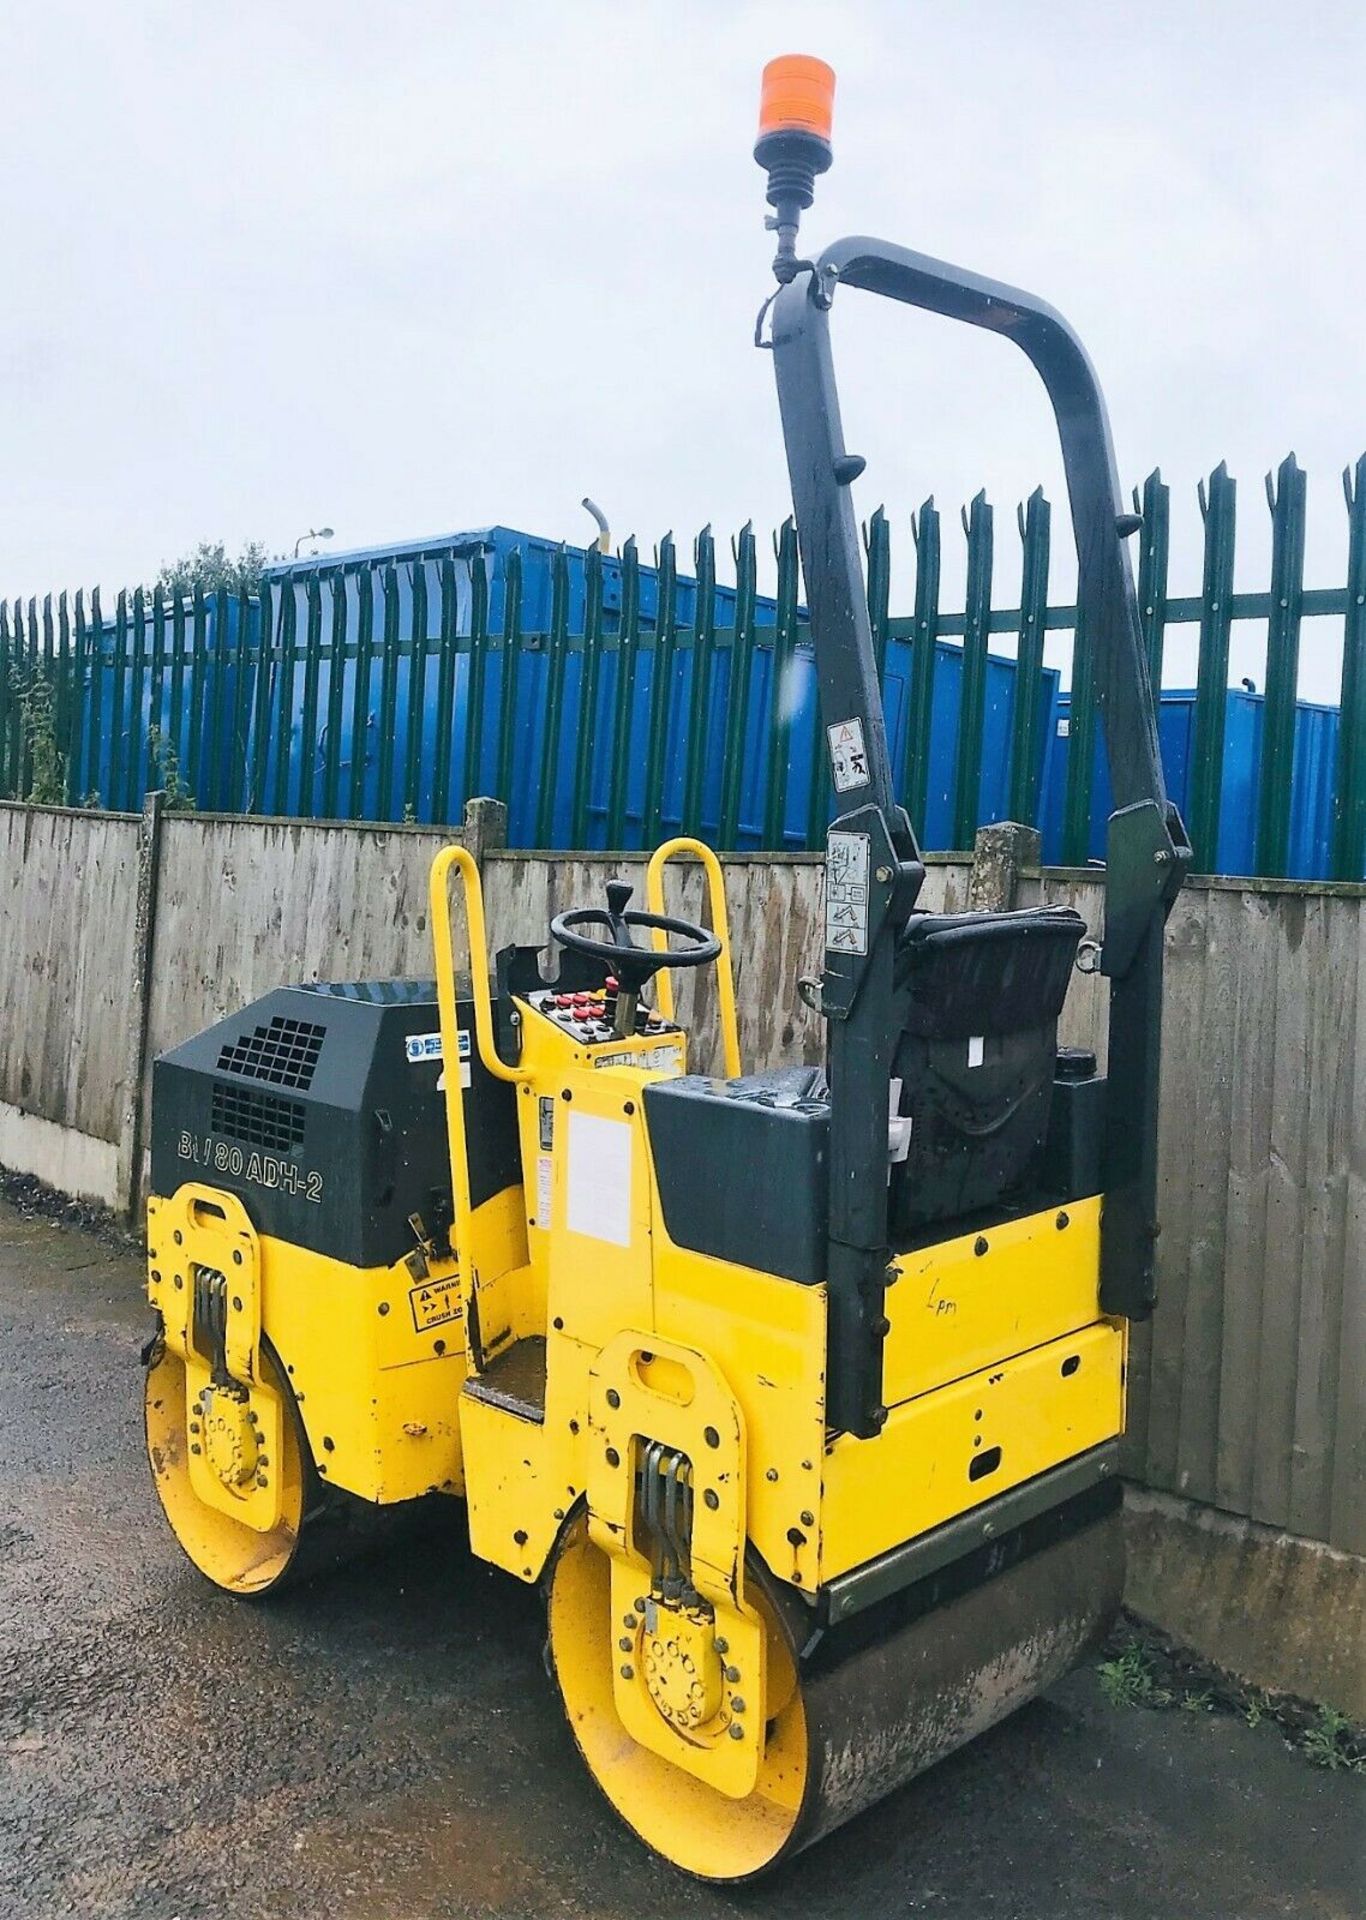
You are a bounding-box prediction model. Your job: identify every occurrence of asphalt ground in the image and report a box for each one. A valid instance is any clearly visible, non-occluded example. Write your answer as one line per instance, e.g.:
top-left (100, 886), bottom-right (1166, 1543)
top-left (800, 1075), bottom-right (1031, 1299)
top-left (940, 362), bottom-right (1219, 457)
top-left (1, 1194), bottom-right (1360, 1919)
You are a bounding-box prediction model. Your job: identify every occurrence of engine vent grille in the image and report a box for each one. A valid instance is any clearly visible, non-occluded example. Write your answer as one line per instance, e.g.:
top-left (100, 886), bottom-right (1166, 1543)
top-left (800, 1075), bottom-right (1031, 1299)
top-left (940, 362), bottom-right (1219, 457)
top-left (217, 1015), bottom-right (324, 1091)
top-left (211, 1082), bottom-right (306, 1152)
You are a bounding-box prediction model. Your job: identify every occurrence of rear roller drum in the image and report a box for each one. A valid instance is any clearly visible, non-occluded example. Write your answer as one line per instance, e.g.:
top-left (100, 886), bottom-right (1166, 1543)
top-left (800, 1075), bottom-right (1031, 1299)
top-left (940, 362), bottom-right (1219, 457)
top-left (547, 1505), bottom-right (1123, 1882)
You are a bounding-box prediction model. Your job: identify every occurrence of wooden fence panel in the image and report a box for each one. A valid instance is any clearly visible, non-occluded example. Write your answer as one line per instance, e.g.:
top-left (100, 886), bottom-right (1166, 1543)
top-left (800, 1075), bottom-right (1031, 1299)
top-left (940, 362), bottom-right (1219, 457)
top-left (1330, 910), bottom-right (1366, 1554)
top-left (0, 803), bottom-right (140, 1146)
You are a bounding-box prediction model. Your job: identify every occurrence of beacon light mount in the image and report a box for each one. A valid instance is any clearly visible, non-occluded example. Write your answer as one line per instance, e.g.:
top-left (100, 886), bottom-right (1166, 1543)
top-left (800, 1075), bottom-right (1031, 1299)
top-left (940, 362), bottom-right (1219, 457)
top-left (754, 55), bottom-right (835, 284)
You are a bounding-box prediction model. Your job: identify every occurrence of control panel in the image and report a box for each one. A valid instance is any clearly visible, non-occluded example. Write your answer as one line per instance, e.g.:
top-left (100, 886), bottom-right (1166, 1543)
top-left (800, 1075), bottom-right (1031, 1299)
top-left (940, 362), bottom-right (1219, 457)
top-left (526, 978), bottom-right (679, 1047)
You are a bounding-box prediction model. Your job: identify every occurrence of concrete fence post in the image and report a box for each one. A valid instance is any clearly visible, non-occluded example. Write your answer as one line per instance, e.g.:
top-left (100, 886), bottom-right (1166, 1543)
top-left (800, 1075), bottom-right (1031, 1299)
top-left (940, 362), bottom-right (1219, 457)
top-left (116, 789), bottom-right (166, 1221)
top-left (966, 820), bottom-right (1041, 912)
top-left (462, 796), bottom-right (508, 868)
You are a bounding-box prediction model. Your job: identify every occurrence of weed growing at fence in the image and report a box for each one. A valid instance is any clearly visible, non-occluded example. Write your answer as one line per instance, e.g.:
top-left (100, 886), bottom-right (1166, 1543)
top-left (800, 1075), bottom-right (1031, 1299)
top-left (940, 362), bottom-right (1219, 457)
top-left (147, 726), bottom-right (195, 811)
top-left (1301, 1706), bottom-right (1365, 1772)
top-left (1098, 1642), bottom-right (1172, 1708)
top-left (14, 669), bottom-right (66, 805)
top-left (1097, 1618), bottom-right (1365, 1772)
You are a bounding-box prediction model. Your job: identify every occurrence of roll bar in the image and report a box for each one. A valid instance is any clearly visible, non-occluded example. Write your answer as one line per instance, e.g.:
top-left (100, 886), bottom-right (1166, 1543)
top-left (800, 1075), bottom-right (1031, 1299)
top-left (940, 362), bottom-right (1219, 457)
top-left (766, 237), bottom-right (1189, 1435)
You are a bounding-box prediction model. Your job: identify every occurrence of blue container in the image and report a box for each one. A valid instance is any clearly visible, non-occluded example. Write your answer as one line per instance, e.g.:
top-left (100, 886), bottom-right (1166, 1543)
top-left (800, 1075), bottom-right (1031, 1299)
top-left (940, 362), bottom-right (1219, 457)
top-left (1039, 686), bottom-right (1342, 878)
top-left (261, 528), bottom-right (784, 839)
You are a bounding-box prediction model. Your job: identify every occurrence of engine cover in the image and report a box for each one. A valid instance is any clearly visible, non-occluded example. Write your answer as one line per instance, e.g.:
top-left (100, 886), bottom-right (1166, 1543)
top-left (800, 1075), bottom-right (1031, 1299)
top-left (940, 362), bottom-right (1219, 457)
top-left (149, 979), bottom-right (520, 1267)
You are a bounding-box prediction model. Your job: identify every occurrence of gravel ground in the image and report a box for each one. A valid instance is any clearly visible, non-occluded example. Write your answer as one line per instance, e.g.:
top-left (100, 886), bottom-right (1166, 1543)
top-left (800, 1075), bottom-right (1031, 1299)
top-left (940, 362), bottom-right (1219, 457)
top-left (1, 1195), bottom-right (1360, 1920)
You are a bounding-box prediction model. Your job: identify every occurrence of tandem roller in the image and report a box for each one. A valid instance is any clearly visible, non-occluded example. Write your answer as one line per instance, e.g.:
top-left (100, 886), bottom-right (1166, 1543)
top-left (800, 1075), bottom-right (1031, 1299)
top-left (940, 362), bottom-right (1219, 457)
top-left (141, 57), bottom-right (1187, 1882)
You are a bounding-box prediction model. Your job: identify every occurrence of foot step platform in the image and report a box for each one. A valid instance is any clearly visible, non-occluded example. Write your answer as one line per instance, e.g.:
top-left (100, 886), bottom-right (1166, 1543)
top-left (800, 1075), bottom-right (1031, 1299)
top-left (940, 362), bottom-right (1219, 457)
top-left (461, 1335), bottom-right (547, 1424)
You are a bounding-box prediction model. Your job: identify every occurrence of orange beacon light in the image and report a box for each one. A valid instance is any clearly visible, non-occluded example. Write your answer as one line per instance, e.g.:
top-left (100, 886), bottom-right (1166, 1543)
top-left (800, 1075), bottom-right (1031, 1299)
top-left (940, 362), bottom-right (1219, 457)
top-left (754, 56), bottom-right (835, 281)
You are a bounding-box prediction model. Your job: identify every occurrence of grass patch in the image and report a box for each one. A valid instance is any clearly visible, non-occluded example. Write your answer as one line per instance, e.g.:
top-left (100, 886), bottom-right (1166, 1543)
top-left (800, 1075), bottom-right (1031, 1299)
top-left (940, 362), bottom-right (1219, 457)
top-left (1301, 1706), bottom-right (1366, 1773)
top-left (1096, 1615), bottom-right (1365, 1774)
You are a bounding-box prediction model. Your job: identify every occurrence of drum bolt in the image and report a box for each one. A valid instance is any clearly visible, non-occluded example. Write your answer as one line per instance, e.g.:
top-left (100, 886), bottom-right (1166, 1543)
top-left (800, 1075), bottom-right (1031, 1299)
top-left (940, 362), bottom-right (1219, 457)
top-left (800, 1509), bottom-right (815, 1526)
top-left (619, 1637), bottom-right (633, 1652)
top-left (634, 1598), bottom-right (647, 1613)
top-left (190, 1444), bottom-right (201, 1455)
top-left (875, 866), bottom-right (892, 883)
top-left (605, 1447), bottom-right (621, 1469)
top-left (257, 1456), bottom-right (269, 1468)
top-left (765, 1468), bottom-right (778, 1483)
top-left (713, 1638), bottom-right (728, 1655)
top-left (232, 1250), bottom-right (243, 1266)
top-left (189, 1422), bottom-right (200, 1435)
top-left (728, 1723), bottom-right (744, 1741)
top-left (257, 1475), bottom-right (269, 1489)
top-left (730, 1696), bottom-right (746, 1713)
top-left (724, 1665), bottom-right (740, 1684)
top-left (620, 1665), bottom-right (634, 1680)
top-left (606, 1389), bottom-right (621, 1409)
top-left (703, 1489), bottom-right (719, 1510)
top-left (622, 1614), bottom-right (637, 1629)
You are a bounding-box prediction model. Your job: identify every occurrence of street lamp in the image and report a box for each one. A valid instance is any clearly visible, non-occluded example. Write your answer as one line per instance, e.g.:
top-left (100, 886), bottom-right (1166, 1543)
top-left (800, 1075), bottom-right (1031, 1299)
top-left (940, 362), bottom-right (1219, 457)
top-left (294, 526), bottom-right (335, 559)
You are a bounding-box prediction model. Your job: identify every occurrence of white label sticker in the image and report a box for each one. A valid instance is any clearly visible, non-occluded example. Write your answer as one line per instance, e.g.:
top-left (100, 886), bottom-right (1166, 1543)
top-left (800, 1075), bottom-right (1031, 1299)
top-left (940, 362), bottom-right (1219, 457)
top-left (409, 1029), bottom-right (471, 1088)
top-left (593, 1044), bottom-right (679, 1073)
top-left (826, 830), bottom-right (870, 956)
top-left (827, 716), bottom-right (870, 793)
top-left (565, 1110), bottom-right (632, 1247)
top-left (536, 1153), bottom-right (553, 1227)
top-left (968, 1035), bottom-right (985, 1069)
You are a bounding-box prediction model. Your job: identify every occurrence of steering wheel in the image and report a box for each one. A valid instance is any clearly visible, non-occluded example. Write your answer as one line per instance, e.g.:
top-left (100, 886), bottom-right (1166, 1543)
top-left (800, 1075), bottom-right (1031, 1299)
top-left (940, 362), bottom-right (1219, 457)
top-left (550, 882), bottom-right (720, 1029)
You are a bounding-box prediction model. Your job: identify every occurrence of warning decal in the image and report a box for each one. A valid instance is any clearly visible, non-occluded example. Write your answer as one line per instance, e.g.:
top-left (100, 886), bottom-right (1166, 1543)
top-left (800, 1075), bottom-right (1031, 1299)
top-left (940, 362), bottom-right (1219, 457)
top-left (826, 716), bottom-right (870, 793)
top-left (826, 831), bottom-right (870, 956)
top-left (409, 1278), bottom-right (461, 1333)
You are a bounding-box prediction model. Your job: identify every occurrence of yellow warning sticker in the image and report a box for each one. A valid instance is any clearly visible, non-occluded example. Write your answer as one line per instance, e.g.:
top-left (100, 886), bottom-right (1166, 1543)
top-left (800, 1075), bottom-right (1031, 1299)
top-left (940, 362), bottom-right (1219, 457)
top-left (409, 1280), bottom-right (462, 1333)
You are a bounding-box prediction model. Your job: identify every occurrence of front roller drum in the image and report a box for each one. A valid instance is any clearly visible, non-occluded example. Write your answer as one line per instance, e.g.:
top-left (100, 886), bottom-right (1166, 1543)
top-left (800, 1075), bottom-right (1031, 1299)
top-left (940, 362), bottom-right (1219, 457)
top-left (144, 1338), bottom-right (317, 1596)
top-left (548, 1505), bottom-right (1123, 1882)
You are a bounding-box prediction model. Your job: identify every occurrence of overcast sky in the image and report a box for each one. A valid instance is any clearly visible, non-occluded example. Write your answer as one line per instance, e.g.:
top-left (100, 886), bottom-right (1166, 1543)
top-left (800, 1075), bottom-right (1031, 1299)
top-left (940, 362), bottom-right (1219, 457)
top-left (4, 1), bottom-right (1362, 696)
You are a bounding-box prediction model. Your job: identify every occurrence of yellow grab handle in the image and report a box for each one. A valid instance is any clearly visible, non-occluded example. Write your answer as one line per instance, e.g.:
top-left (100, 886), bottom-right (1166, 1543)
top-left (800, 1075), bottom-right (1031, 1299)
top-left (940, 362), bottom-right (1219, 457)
top-left (428, 846), bottom-right (520, 1324)
top-left (645, 837), bottom-right (741, 1080)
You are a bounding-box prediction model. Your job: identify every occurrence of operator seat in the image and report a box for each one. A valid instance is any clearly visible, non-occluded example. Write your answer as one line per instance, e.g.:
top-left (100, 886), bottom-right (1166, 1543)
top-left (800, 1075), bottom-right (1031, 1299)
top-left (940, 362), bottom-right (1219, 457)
top-left (887, 904), bottom-right (1085, 1234)
top-left (644, 902), bottom-right (1086, 1281)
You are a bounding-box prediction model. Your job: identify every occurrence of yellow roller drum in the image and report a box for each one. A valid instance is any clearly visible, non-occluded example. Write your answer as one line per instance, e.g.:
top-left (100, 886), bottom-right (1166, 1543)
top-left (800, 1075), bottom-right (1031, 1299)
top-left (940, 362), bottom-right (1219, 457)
top-left (144, 1338), bottom-right (313, 1597)
top-left (547, 1504), bottom-right (1122, 1882)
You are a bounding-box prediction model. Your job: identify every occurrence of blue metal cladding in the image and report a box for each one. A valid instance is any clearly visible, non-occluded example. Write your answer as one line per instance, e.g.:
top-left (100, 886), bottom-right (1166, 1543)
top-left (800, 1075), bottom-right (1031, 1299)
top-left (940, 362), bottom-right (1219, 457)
top-left (1040, 687), bottom-right (1343, 879)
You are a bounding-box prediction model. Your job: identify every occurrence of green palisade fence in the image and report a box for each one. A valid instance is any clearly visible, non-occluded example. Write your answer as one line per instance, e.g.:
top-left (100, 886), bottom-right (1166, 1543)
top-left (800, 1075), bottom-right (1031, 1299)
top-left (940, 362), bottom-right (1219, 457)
top-left (0, 455), bottom-right (1361, 882)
